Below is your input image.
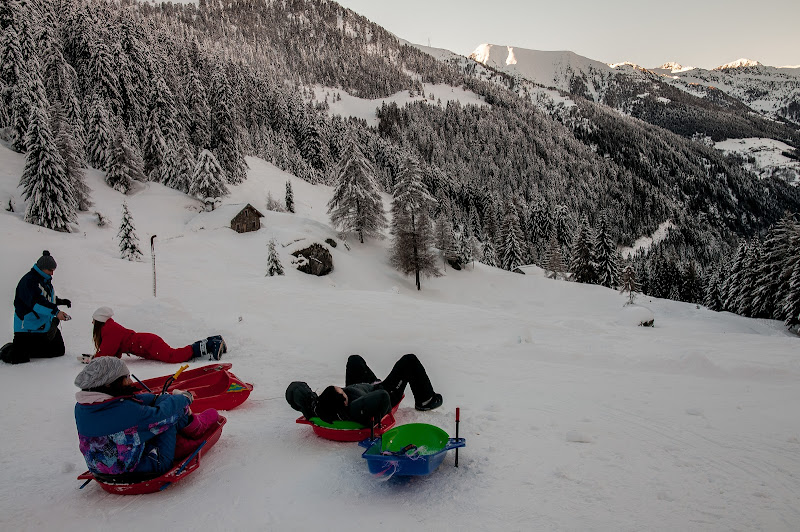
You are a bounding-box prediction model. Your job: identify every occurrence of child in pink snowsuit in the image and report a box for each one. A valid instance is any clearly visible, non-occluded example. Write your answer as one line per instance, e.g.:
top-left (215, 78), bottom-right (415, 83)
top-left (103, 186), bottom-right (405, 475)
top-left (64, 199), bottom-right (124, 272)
top-left (90, 307), bottom-right (226, 363)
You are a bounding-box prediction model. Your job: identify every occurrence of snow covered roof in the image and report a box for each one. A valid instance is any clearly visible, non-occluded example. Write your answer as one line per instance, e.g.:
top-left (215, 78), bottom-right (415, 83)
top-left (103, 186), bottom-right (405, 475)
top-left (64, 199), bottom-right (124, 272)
top-left (187, 203), bottom-right (263, 231)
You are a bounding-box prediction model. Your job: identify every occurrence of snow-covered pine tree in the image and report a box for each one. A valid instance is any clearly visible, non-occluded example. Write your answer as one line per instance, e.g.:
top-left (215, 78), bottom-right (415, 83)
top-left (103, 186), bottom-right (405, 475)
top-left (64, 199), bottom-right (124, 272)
top-left (86, 94), bottom-right (113, 171)
top-left (105, 125), bottom-right (143, 194)
top-left (285, 180), bottom-right (295, 213)
top-left (545, 234), bottom-right (564, 279)
top-left (189, 149), bottom-right (229, 205)
top-left (433, 214), bottom-right (457, 268)
top-left (117, 202), bottom-right (142, 261)
top-left (752, 216), bottom-right (796, 319)
top-left (266, 238), bottom-right (284, 276)
top-left (389, 156), bottom-right (440, 290)
top-left (52, 103), bottom-right (91, 211)
top-left (722, 241), bottom-right (748, 312)
top-left (500, 201), bottom-right (525, 271)
top-left (164, 137), bottom-right (195, 193)
top-left (703, 267), bottom-right (723, 311)
top-left (570, 217), bottom-right (596, 284)
top-left (0, 2), bottom-right (24, 127)
top-left (619, 260), bottom-right (641, 305)
top-left (778, 219), bottom-right (800, 327)
top-left (327, 137), bottom-right (387, 243)
top-left (11, 57), bottom-right (47, 153)
top-left (19, 104), bottom-right (77, 232)
top-left (481, 239), bottom-right (498, 268)
top-left (594, 215), bottom-right (620, 288)
top-left (210, 65), bottom-right (247, 184)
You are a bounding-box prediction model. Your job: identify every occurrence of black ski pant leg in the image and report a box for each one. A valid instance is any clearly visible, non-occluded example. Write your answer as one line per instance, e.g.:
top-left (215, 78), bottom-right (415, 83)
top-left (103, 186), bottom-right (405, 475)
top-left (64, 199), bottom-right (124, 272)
top-left (345, 354), bottom-right (378, 386)
top-left (11, 327), bottom-right (65, 362)
top-left (380, 354), bottom-right (435, 407)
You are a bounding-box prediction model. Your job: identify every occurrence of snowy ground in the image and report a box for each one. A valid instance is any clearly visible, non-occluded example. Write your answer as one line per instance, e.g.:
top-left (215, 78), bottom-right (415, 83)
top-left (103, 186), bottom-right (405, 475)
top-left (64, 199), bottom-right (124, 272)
top-left (2, 143), bottom-right (800, 531)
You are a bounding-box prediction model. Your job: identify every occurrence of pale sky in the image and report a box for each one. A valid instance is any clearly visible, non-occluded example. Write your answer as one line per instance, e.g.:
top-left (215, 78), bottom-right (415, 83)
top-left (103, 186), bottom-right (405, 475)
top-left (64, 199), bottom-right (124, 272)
top-left (335, 0), bottom-right (800, 69)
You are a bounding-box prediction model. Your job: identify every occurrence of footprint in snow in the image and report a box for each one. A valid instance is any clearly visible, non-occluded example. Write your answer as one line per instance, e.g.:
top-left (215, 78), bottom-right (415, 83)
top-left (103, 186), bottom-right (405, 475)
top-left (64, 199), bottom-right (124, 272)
top-left (566, 430), bottom-right (593, 443)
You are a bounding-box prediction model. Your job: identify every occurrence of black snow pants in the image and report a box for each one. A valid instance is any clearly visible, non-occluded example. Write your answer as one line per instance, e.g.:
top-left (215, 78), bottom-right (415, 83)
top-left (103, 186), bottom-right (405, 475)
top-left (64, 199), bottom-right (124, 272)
top-left (345, 354), bottom-right (435, 407)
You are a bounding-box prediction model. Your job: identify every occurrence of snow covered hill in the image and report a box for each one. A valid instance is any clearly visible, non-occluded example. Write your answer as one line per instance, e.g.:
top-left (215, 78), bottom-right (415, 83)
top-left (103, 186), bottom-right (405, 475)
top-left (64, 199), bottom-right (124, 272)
top-left (2, 142), bottom-right (800, 530)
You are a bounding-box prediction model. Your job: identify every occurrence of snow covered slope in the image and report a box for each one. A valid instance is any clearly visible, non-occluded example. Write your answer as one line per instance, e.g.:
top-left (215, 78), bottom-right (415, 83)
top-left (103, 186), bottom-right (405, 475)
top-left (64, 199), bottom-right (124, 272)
top-left (1, 143), bottom-right (800, 530)
top-left (658, 59), bottom-right (800, 125)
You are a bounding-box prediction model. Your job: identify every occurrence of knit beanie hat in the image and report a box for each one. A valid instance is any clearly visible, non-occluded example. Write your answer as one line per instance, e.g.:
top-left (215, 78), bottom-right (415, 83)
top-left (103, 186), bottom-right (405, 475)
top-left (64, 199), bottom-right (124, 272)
top-left (74, 357), bottom-right (130, 390)
top-left (36, 250), bottom-right (57, 271)
top-left (92, 307), bottom-right (114, 323)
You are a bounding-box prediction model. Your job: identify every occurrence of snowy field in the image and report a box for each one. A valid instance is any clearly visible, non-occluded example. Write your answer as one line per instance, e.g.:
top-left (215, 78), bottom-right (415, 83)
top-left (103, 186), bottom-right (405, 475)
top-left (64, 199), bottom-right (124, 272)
top-left (715, 137), bottom-right (800, 185)
top-left (312, 83), bottom-right (487, 127)
top-left (1, 143), bottom-right (800, 531)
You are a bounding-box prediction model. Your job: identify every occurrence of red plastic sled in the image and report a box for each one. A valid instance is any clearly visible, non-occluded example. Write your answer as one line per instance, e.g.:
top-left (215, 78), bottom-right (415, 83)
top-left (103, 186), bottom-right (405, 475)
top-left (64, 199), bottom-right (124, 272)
top-left (138, 363), bottom-right (253, 412)
top-left (296, 400), bottom-right (402, 442)
top-left (77, 416), bottom-right (227, 495)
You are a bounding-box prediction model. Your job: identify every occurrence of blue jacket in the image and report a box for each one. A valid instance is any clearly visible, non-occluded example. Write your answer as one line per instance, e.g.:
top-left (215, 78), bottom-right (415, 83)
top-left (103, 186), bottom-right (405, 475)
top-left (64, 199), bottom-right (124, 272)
top-left (74, 391), bottom-right (191, 475)
top-left (13, 265), bottom-right (59, 334)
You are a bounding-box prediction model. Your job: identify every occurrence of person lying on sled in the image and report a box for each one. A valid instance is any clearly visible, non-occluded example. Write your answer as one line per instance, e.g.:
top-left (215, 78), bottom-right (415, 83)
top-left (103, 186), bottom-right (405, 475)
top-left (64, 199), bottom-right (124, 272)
top-left (286, 354), bottom-right (443, 426)
top-left (87, 306), bottom-right (226, 363)
top-left (74, 357), bottom-right (220, 477)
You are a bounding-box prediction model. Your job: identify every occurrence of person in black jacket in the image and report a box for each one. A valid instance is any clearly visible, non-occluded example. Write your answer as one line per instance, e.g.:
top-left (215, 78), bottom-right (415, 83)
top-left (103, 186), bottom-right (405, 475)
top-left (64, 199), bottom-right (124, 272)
top-left (286, 354), bottom-right (443, 426)
top-left (1, 251), bottom-right (72, 364)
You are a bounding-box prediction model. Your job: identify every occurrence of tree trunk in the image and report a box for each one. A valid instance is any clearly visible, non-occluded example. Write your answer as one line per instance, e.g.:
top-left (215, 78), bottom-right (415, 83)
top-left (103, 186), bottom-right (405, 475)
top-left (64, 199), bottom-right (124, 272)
top-left (412, 211), bottom-right (420, 290)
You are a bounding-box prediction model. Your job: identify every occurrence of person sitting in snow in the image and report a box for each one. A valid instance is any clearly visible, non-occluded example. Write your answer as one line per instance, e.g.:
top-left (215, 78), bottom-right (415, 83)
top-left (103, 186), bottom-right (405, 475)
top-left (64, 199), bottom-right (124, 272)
top-left (74, 357), bottom-right (220, 477)
top-left (86, 306), bottom-right (226, 363)
top-left (286, 354), bottom-right (443, 426)
top-left (1, 250), bottom-right (72, 364)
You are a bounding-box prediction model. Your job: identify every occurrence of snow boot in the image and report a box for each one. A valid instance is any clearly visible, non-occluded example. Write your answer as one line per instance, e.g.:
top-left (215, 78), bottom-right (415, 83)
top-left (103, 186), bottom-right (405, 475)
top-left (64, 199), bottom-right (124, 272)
top-left (192, 336), bottom-right (226, 360)
top-left (415, 393), bottom-right (443, 411)
top-left (181, 408), bottom-right (219, 439)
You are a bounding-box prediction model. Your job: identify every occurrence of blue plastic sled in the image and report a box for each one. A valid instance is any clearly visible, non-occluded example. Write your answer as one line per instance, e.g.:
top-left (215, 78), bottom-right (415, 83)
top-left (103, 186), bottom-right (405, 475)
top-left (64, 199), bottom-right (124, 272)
top-left (358, 423), bottom-right (465, 477)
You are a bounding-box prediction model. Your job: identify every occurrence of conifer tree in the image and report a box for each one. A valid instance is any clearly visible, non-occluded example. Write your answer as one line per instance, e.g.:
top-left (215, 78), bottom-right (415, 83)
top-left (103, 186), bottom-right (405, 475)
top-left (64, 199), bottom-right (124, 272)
top-left (500, 201), bottom-right (525, 271)
top-left (105, 125), bottom-right (144, 194)
top-left (481, 240), bottom-right (498, 268)
top-left (389, 156), bottom-right (440, 290)
top-left (11, 57), bottom-right (47, 153)
top-left (86, 95), bottom-right (113, 171)
top-left (164, 137), bottom-right (195, 193)
top-left (327, 137), bottom-right (386, 243)
top-left (570, 218), bottom-right (596, 284)
top-left (285, 180), bottom-right (295, 213)
top-left (434, 215), bottom-right (457, 268)
top-left (52, 104), bottom-right (91, 211)
top-left (266, 238), bottom-right (284, 276)
top-left (545, 235), bottom-right (564, 279)
top-left (619, 260), bottom-right (641, 305)
top-left (210, 66), bottom-right (247, 184)
top-left (19, 104), bottom-right (76, 232)
top-left (189, 149), bottom-right (229, 204)
top-left (594, 215), bottom-right (620, 288)
top-left (118, 202), bottom-right (142, 261)
top-left (703, 268), bottom-right (724, 311)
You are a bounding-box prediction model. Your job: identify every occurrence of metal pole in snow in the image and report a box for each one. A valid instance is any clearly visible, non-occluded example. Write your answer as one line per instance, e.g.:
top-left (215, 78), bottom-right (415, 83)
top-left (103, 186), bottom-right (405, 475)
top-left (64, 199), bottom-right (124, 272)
top-left (151, 235), bottom-right (157, 297)
top-left (455, 407), bottom-right (460, 468)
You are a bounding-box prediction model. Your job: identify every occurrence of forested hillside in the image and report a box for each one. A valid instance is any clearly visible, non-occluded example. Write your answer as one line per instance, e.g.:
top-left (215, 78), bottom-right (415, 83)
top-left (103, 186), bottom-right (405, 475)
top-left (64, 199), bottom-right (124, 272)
top-left (2, 0), bottom-right (798, 326)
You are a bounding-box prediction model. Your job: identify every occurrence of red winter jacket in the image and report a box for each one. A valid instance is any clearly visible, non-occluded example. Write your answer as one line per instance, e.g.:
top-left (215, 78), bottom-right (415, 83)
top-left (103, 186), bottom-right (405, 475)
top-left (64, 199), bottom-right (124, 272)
top-left (94, 318), bottom-right (137, 358)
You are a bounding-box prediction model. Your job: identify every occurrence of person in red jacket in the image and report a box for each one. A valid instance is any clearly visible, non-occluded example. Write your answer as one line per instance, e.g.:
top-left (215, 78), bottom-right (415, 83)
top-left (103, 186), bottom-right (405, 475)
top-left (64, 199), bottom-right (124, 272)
top-left (89, 307), bottom-right (226, 363)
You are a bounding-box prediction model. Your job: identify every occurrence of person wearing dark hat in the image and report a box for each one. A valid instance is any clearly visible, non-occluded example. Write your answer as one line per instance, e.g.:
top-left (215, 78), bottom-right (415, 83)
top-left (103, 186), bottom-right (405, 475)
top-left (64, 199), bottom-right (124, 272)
top-left (74, 357), bottom-right (220, 476)
top-left (0, 251), bottom-right (72, 364)
top-left (286, 354), bottom-right (443, 426)
top-left (86, 306), bottom-right (226, 364)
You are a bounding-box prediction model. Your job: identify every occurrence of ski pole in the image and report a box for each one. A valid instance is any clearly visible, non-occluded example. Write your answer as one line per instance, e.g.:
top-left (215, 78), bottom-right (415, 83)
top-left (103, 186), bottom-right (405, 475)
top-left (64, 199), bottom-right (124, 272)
top-left (455, 407), bottom-right (460, 468)
top-left (130, 374), bottom-right (153, 393)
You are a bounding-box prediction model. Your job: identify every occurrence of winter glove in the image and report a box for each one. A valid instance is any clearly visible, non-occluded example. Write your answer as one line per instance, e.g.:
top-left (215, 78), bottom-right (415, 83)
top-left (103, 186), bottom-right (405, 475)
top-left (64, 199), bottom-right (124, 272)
top-left (56, 298), bottom-right (72, 308)
top-left (172, 388), bottom-right (194, 404)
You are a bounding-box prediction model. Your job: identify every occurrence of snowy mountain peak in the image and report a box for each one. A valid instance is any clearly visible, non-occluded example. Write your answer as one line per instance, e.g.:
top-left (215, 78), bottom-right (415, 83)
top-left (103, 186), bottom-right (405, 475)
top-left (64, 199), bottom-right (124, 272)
top-left (715, 58), bottom-right (762, 70)
top-left (657, 62), bottom-right (695, 73)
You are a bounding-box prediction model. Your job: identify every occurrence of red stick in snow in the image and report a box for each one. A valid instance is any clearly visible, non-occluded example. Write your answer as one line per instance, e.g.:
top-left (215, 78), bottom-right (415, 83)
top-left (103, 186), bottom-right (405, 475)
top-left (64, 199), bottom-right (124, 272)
top-left (455, 407), bottom-right (460, 468)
